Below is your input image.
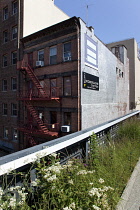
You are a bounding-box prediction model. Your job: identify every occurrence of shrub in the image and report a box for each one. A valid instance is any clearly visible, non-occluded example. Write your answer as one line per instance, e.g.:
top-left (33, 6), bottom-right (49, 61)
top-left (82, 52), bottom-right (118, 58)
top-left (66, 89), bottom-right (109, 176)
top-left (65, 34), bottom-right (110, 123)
top-left (1, 118), bottom-right (140, 209)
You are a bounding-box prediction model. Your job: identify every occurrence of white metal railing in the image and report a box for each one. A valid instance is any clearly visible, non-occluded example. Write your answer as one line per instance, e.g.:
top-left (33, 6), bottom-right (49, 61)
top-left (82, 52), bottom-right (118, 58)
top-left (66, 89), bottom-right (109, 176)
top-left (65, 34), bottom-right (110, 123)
top-left (0, 110), bottom-right (139, 176)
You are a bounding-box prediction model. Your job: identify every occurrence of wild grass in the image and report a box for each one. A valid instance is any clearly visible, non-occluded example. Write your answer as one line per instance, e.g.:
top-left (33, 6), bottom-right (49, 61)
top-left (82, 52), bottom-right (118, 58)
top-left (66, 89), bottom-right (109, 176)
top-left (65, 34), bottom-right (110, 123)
top-left (1, 118), bottom-right (140, 209)
top-left (94, 118), bottom-right (140, 207)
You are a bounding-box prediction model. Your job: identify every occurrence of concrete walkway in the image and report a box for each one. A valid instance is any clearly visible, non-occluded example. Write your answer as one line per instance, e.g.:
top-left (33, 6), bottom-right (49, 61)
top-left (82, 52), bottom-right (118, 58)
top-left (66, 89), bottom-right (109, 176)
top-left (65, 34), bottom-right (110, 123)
top-left (116, 158), bottom-right (140, 210)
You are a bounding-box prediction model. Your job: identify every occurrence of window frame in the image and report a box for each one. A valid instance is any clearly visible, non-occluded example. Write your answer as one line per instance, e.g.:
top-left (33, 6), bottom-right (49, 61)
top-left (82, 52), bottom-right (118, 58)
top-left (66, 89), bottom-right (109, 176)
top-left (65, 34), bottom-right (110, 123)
top-left (4, 127), bottom-right (8, 139)
top-left (38, 49), bottom-right (44, 61)
top-left (3, 30), bottom-right (8, 43)
top-left (3, 6), bottom-right (8, 20)
top-left (2, 79), bottom-right (8, 91)
top-left (12, 128), bottom-right (18, 141)
top-left (64, 112), bottom-right (71, 125)
top-left (11, 103), bottom-right (17, 116)
top-left (63, 42), bottom-right (71, 62)
top-left (2, 103), bottom-right (8, 116)
top-left (11, 77), bottom-right (17, 91)
top-left (12, 1), bottom-right (18, 15)
top-left (63, 76), bottom-right (72, 96)
top-left (50, 46), bottom-right (57, 65)
top-left (50, 78), bottom-right (57, 97)
top-left (3, 54), bottom-right (8, 67)
top-left (11, 51), bottom-right (17, 65)
top-left (12, 25), bottom-right (17, 40)
top-left (50, 111), bottom-right (57, 124)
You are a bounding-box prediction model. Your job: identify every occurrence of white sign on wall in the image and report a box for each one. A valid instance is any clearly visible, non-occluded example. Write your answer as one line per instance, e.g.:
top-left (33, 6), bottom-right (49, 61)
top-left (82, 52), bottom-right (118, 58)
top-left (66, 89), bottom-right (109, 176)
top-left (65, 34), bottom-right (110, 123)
top-left (85, 34), bottom-right (98, 69)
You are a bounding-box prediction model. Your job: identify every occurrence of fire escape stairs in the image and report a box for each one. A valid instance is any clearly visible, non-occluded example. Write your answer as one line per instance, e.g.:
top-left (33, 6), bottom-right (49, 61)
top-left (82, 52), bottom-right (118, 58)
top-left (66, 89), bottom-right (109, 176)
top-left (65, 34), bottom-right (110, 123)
top-left (17, 62), bottom-right (59, 139)
top-left (25, 101), bottom-right (49, 134)
top-left (23, 64), bottom-right (49, 99)
top-left (26, 135), bottom-right (37, 147)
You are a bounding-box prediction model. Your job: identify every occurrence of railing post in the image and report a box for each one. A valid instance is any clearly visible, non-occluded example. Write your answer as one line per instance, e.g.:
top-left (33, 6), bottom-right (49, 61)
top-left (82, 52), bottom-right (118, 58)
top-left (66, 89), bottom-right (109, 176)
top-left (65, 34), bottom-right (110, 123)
top-left (85, 138), bottom-right (89, 163)
top-left (30, 168), bottom-right (36, 187)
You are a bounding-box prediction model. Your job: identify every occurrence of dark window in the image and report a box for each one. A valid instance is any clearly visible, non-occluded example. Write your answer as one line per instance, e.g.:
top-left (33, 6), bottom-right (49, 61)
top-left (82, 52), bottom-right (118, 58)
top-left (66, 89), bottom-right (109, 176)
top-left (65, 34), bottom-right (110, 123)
top-left (2, 80), bottom-right (7, 91)
top-left (12, 26), bottom-right (17, 39)
top-left (50, 46), bottom-right (57, 64)
top-left (12, 1), bottom-right (18, 15)
top-left (12, 128), bottom-right (18, 140)
top-left (11, 77), bottom-right (17, 90)
top-left (3, 30), bottom-right (8, 43)
top-left (63, 42), bottom-right (71, 61)
top-left (64, 112), bottom-right (71, 125)
top-left (50, 78), bottom-right (57, 97)
top-left (28, 52), bottom-right (33, 67)
top-left (115, 47), bottom-right (120, 58)
top-left (63, 76), bottom-right (71, 96)
top-left (11, 51), bottom-right (17, 65)
top-left (4, 127), bottom-right (8, 139)
top-left (11, 103), bottom-right (17, 116)
top-left (38, 111), bottom-right (44, 122)
top-left (38, 50), bottom-right (44, 61)
top-left (50, 111), bottom-right (57, 124)
top-left (3, 54), bottom-right (8, 67)
top-left (3, 7), bottom-right (8, 20)
top-left (3, 103), bottom-right (8, 115)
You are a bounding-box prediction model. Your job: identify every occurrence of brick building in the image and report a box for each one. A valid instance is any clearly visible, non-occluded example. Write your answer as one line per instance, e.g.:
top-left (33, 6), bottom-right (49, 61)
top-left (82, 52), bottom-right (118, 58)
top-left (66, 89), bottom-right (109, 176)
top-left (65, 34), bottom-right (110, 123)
top-left (0, 0), bottom-right (23, 152)
top-left (0, 1), bottom-right (130, 152)
top-left (17, 17), bottom-right (80, 148)
top-left (0, 0), bottom-right (69, 152)
top-left (17, 17), bottom-right (130, 149)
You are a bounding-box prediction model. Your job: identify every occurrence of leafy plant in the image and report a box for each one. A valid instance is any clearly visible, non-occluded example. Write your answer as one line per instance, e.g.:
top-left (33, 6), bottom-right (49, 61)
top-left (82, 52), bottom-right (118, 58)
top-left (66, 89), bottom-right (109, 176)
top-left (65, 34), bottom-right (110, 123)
top-left (1, 118), bottom-right (140, 209)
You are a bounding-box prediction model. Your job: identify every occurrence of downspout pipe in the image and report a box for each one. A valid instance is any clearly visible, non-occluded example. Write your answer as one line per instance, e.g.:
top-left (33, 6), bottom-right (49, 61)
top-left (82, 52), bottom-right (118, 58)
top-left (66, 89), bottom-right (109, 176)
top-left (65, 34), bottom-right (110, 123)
top-left (17, 0), bottom-right (21, 150)
top-left (75, 18), bottom-right (81, 131)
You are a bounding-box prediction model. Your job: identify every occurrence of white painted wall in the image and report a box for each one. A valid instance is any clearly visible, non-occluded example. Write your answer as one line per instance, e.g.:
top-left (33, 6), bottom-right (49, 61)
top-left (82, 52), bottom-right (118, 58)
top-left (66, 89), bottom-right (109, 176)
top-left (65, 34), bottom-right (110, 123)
top-left (23, 0), bottom-right (69, 37)
top-left (134, 40), bottom-right (140, 110)
top-left (107, 38), bottom-right (140, 111)
top-left (79, 18), bottom-right (130, 129)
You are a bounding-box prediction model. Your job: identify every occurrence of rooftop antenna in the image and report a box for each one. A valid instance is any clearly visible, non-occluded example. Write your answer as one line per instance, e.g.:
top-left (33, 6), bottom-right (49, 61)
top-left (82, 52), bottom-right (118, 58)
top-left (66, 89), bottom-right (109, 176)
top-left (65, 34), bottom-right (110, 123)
top-left (86, 4), bottom-right (89, 26)
top-left (85, 3), bottom-right (93, 26)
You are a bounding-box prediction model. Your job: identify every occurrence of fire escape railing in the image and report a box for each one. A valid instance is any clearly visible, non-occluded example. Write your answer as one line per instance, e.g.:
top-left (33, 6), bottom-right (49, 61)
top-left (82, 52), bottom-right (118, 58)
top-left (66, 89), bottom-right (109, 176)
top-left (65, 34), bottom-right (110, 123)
top-left (17, 60), bottom-right (60, 100)
top-left (17, 60), bottom-right (59, 144)
top-left (17, 88), bottom-right (60, 100)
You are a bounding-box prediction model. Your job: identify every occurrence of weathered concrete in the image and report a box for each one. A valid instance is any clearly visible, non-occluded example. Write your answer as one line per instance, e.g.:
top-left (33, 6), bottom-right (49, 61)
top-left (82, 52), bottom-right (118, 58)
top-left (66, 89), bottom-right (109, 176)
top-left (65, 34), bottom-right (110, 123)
top-left (117, 158), bottom-right (140, 210)
top-left (79, 19), bottom-right (129, 129)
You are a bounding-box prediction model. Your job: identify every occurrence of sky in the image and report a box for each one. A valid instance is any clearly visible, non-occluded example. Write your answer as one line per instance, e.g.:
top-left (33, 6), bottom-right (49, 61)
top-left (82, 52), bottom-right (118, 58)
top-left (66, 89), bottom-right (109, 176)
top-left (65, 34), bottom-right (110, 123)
top-left (55, 0), bottom-right (140, 44)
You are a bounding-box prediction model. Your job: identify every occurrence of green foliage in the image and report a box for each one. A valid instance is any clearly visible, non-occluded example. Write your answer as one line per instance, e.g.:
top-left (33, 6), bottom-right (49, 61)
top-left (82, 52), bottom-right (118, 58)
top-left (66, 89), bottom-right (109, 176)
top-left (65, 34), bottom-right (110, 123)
top-left (96, 118), bottom-right (140, 204)
top-left (89, 133), bottom-right (100, 170)
top-left (1, 118), bottom-right (140, 209)
top-left (117, 117), bottom-right (140, 140)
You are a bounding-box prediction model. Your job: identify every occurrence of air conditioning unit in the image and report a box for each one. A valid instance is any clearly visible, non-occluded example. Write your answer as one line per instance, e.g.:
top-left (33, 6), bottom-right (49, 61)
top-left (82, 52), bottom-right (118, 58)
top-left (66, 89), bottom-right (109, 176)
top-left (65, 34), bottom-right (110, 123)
top-left (64, 56), bottom-right (71, 62)
top-left (36, 61), bottom-right (44, 67)
top-left (61, 125), bottom-right (70, 132)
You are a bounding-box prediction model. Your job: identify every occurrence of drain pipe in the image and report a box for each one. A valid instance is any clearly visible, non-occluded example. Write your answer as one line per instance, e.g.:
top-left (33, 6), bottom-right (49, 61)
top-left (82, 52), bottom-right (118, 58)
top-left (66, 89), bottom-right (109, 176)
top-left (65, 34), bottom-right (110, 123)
top-left (17, 0), bottom-right (21, 150)
top-left (75, 19), bottom-right (81, 131)
top-left (18, 0), bottom-right (21, 51)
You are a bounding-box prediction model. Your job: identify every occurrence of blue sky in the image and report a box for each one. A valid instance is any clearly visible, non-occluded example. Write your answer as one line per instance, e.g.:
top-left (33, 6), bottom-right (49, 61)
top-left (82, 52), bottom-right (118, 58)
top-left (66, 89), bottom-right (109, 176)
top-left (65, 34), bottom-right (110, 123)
top-left (55, 0), bottom-right (140, 44)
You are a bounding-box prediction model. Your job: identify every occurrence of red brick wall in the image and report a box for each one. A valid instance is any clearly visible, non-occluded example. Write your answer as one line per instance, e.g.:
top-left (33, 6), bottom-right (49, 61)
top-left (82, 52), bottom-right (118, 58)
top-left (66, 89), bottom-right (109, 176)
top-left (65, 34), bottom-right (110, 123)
top-left (0, 0), bottom-right (24, 152)
top-left (20, 23), bottom-right (80, 143)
